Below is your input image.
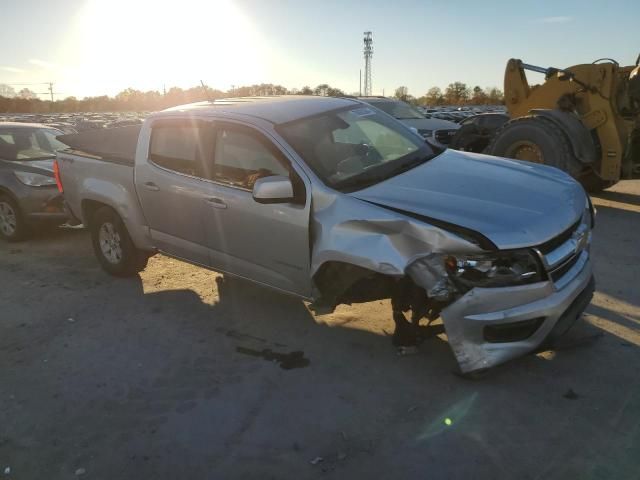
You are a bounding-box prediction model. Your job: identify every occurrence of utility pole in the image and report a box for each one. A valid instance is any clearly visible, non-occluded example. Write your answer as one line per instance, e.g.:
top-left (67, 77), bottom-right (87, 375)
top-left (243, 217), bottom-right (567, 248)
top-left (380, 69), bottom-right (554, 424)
top-left (47, 82), bottom-right (54, 102)
top-left (359, 69), bottom-right (362, 96)
top-left (363, 31), bottom-right (373, 96)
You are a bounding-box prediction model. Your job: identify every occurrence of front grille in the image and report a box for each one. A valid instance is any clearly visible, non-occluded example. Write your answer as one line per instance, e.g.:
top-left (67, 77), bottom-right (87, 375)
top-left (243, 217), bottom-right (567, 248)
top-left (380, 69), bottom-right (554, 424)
top-left (537, 219), bottom-right (581, 255)
top-left (550, 253), bottom-right (582, 282)
top-left (434, 129), bottom-right (458, 145)
top-left (537, 218), bottom-right (590, 289)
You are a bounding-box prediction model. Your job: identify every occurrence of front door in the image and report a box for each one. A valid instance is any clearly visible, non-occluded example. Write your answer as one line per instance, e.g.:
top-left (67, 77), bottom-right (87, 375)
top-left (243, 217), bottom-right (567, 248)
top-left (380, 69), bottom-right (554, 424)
top-left (202, 122), bottom-right (312, 297)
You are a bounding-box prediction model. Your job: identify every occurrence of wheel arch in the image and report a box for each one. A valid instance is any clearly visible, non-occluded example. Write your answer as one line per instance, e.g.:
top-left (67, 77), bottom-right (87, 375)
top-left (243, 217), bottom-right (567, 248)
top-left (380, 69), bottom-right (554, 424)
top-left (79, 196), bottom-right (154, 251)
top-left (0, 185), bottom-right (20, 205)
top-left (81, 198), bottom-right (111, 228)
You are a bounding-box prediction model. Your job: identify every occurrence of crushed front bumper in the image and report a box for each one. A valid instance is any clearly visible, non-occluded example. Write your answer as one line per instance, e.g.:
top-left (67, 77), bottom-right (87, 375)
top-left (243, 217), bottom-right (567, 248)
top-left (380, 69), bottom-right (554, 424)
top-left (441, 251), bottom-right (594, 373)
top-left (20, 189), bottom-right (67, 227)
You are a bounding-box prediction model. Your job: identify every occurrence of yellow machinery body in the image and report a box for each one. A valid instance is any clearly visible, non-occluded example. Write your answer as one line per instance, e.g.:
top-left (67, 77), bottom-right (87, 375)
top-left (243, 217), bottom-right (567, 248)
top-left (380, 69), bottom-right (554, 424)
top-left (504, 59), bottom-right (637, 181)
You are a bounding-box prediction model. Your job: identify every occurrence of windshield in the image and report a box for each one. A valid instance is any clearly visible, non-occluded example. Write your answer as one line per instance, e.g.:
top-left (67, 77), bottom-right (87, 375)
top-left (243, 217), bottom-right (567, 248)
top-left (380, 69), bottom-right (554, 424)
top-left (0, 128), bottom-right (66, 161)
top-left (367, 100), bottom-right (425, 120)
top-left (277, 106), bottom-right (436, 191)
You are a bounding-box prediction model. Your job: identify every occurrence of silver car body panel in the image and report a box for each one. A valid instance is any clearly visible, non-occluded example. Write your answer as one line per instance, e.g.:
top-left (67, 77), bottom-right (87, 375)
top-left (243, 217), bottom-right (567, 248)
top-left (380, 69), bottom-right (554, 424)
top-left (349, 150), bottom-right (585, 250)
top-left (442, 251), bottom-right (592, 373)
top-left (56, 153), bottom-right (155, 250)
top-left (58, 97), bottom-right (594, 372)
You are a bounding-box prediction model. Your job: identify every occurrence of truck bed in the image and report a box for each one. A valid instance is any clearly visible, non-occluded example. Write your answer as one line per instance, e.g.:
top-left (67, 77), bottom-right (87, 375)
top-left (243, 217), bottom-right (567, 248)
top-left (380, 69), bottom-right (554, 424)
top-left (57, 125), bottom-right (141, 165)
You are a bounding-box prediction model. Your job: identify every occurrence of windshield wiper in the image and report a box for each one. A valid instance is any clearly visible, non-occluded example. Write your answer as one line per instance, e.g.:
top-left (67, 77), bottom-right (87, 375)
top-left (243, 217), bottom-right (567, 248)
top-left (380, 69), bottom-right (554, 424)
top-left (335, 154), bottom-right (433, 192)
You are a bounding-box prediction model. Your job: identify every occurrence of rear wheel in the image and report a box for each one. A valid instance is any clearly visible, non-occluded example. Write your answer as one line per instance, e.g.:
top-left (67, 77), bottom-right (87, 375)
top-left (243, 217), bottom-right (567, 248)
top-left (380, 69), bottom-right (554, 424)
top-left (0, 194), bottom-right (29, 242)
top-left (90, 206), bottom-right (148, 276)
top-left (488, 116), bottom-right (584, 179)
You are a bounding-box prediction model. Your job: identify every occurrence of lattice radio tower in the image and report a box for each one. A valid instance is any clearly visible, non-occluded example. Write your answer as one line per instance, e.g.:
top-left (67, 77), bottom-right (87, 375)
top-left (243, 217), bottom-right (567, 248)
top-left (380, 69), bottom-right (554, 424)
top-left (363, 31), bottom-right (373, 96)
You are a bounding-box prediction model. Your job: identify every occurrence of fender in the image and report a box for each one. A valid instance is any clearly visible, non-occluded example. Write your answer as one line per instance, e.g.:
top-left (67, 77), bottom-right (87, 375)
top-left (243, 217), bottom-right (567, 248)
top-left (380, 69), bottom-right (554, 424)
top-left (530, 109), bottom-right (597, 165)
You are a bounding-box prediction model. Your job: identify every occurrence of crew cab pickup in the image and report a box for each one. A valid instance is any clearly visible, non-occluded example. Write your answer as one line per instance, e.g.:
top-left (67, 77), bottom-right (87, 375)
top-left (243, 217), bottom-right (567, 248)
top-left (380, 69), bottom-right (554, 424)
top-left (56, 96), bottom-right (595, 374)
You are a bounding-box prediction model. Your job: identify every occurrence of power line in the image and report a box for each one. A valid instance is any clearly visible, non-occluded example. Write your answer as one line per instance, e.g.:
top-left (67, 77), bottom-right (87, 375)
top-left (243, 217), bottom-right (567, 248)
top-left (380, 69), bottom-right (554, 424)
top-left (2, 81), bottom-right (60, 101)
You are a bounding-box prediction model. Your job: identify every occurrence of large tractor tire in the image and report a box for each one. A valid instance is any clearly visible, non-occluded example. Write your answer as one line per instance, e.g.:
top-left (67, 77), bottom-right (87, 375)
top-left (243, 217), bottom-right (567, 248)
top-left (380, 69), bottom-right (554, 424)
top-left (488, 115), bottom-right (585, 180)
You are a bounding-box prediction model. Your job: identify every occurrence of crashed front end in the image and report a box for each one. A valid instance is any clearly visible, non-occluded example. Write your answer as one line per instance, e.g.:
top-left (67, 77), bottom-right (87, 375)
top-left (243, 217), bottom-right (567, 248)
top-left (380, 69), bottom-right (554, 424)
top-left (435, 214), bottom-right (595, 373)
top-left (310, 190), bottom-right (595, 374)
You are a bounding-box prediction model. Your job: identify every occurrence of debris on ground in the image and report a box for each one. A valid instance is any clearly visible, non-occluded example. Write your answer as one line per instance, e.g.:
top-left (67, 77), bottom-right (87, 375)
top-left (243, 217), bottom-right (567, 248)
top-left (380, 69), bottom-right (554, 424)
top-left (397, 345), bottom-right (419, 356)
top-left (563, 388), bottom-right (580, 400)
top-left (235, 347), bottom-right (310, 370)
top-left (75, 467), bottom-right (86, 476)
top-left (67, 317), bottom-right (75, 323)
top-left (309, 456), bottom-right (323, 465)
top-left (4, 466), bottom-right (10, 475)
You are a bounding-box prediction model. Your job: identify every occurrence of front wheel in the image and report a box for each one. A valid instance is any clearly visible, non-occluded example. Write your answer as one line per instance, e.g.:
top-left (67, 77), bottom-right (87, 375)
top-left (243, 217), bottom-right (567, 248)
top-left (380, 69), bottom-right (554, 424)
top-left (0, 194), bottom-right (29, 242)
top-left (90, 206), bottom-right (148, 276)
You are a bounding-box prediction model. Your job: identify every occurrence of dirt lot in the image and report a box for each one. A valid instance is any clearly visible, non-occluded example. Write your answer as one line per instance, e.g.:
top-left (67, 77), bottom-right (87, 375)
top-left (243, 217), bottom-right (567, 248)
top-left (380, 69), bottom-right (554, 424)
top-left (1, 181), bottom-right (639, 480)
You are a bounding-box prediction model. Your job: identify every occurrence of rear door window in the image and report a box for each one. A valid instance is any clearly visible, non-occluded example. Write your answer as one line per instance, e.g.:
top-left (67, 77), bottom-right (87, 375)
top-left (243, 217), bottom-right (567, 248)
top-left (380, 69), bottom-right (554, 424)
top-left (149, 121), bottom-right (211, 178)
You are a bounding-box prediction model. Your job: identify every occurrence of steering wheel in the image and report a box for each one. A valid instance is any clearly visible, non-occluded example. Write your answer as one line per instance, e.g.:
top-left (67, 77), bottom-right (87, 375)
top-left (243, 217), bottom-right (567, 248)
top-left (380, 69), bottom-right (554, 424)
top-left (355, 143), bottom-right (382, 167)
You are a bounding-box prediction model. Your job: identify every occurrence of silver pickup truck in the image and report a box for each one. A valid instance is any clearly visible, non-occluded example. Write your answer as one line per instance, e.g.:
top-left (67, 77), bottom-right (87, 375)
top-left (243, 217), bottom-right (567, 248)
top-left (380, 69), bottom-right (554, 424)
top-left (56, 96), bottom-right (595, 374)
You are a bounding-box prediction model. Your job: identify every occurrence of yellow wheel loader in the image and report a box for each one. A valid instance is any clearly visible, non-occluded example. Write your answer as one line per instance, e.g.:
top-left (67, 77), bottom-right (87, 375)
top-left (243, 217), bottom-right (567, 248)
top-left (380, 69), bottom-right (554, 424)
top-left (486, 56), bottom-right (640, 191)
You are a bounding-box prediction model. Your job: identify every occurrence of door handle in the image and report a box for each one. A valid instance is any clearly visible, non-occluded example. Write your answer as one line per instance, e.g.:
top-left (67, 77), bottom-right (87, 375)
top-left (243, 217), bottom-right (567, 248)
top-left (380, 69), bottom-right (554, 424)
top-left (143, 182), bottom-right (160, 191)
top-left (206, 197), bottom-right (227, 209)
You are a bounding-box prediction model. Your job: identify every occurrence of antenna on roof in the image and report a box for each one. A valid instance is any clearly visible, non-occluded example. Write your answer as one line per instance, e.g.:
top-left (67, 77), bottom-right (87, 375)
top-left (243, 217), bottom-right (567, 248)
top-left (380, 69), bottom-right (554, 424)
top-left (200, 80), bottom-right (213, 103)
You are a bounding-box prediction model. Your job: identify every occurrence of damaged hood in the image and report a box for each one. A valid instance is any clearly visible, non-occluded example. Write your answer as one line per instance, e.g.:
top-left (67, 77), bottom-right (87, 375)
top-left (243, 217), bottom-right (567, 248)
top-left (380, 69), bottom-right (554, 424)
top-left (348, 150), bottom-right (586, 250)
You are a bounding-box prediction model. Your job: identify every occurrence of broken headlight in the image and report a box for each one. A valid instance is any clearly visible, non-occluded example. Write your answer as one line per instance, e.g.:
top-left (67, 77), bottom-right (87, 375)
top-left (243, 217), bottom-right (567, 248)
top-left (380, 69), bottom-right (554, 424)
top-left (444, 250), bottom-right (543, 290)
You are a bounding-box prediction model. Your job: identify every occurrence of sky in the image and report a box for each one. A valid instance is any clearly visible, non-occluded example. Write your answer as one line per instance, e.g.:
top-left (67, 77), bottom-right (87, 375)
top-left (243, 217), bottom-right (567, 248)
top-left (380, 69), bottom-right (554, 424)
top-left (1, 0), bottom-right (639, 100)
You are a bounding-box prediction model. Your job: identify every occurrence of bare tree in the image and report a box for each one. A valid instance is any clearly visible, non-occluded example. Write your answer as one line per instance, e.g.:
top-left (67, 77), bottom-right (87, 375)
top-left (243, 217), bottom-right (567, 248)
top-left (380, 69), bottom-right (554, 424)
top-left (0, 84), bottom-right (16, 98)
top-left (394, 86), bottom-right (409, 102)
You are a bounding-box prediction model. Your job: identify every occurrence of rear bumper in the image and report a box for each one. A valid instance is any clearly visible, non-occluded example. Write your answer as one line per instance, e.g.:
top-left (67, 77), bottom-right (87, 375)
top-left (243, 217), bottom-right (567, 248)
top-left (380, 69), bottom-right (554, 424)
top-left (441, 253), bottom-right (594, 373)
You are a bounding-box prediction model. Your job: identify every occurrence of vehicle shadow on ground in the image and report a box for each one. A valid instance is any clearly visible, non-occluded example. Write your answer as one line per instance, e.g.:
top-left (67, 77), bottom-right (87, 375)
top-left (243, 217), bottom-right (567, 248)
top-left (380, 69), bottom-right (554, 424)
top-left (2, 227), bottom-right (639, 479)
top-left (592, 189), bottom-right (640, 207)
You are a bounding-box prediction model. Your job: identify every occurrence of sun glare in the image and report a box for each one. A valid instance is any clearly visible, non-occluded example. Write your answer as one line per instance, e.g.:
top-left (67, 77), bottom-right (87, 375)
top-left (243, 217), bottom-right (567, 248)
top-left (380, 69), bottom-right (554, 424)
top-left (73, 0), bottom-right (265, 95)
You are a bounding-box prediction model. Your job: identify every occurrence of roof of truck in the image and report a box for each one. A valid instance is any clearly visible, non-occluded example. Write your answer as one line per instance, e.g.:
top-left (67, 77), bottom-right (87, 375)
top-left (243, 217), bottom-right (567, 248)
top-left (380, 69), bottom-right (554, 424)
top-left (160, 95), bottom-right (361, 125)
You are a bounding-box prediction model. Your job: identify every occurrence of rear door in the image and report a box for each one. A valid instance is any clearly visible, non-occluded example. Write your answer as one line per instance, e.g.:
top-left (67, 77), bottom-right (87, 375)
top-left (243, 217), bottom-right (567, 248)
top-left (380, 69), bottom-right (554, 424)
top-left (135, 118), bottom-right (216, 265)
top-left (201, 121), bottom-right (312, 297)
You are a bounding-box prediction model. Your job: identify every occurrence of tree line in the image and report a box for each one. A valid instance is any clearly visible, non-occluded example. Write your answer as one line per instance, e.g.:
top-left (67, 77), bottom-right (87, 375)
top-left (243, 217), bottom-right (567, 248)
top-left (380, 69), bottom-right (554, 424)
top-left (0, 81), bottom-right (503, 113)
top-left (395, 82), bottom-right (504, 106)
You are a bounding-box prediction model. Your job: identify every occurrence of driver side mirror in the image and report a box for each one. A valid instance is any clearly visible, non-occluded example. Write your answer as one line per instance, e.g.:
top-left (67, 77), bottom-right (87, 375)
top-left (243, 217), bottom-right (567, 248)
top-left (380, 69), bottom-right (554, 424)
top-left (252, 175), bottom-right (294, 204)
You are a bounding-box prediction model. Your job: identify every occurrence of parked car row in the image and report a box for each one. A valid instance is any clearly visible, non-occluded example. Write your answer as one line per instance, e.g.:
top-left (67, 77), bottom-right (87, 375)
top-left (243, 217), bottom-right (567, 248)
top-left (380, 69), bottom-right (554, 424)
top-left (0, 112), bottom-right (147, 134)
top-left (418, 105), bottom-right (508, 124)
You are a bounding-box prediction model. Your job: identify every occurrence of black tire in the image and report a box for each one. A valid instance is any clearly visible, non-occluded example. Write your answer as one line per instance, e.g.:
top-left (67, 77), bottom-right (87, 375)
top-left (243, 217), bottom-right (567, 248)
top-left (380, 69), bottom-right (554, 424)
top-left (0, 194), bottom-right (29, 242)
top-left (90, 206), bottom-right (148, 277)
top-left (580, 172), bottom-right (617, 193)
top-left (487, 116), bottom-right (584, 178)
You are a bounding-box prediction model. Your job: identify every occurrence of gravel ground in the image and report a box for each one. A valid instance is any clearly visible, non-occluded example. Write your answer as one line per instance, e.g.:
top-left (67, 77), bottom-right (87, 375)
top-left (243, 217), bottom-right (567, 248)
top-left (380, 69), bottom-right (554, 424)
top-left (1, 181), bottom-right (639, 480)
